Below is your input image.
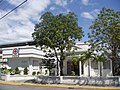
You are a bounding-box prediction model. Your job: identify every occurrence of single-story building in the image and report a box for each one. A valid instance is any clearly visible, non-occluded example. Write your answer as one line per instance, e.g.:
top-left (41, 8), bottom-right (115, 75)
top-left (0, 41), bottom-right (113, 76)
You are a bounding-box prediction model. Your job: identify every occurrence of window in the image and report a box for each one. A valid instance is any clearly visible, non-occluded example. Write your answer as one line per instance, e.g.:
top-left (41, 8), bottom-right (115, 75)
top-left (81, 62), bottom-right (84, 74)
top-left (103, 61), bottom-right (110, 69)
top-left (33, 60), bottom-right (39, 66)
top-left (91, 61), bottom-right (98, 69)
top-left (0, 50), bottom-right (2, 54)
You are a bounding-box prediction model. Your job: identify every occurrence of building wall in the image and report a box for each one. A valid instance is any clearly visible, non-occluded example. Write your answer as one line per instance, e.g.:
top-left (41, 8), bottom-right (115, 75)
top-left (8, 57), bottom-right (28, 68)
top-left (2, 46), bottom-right (45, 59)
top-left (0, 43), bottom-right (113, 76)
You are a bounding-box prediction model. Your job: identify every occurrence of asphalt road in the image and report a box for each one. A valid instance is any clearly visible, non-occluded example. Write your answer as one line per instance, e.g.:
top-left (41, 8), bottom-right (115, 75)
top-left (0, 84), bottom-right (85, 90)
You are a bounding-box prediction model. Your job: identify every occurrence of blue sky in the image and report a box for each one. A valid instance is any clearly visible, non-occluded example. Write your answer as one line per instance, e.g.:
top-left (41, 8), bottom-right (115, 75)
top-left (0, 0), bottom-right (119, 44)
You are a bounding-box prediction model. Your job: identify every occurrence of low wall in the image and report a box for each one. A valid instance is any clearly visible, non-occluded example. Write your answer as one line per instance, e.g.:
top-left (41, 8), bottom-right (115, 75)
top-left (35, 76), bottom-right (120, 86)
top-left (0, 75), bottom-right (35, 81)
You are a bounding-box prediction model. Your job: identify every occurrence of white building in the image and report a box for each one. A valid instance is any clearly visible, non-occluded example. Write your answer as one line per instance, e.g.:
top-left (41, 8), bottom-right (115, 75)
top-left (0, 41), bottom-right (49, 75)
top-left (0, 41), bottom-right (113, 76)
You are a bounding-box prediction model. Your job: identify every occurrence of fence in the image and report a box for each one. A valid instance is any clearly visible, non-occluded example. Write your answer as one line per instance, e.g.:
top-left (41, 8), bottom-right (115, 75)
top-left (0, 75), bottom-right (35, 81)
top-left (35, 76), bottom-right (120, 87)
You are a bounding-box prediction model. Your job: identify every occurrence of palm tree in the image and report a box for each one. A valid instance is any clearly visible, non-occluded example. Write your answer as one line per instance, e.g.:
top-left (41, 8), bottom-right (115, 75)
top-left (80, 51), bottom-right (95, 77)
top-left (72, 51), bottom-right (95, 77)
top-left (94, 53), bottom-right (106, 76)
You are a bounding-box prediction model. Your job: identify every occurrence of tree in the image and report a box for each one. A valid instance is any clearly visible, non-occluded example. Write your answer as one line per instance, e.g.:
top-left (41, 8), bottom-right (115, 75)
top-left (42, 53), bottom-right (56, 75)
top-left (94, 53), bottom-right (107, 76)
top-left (88, 8), bottom-right (120, 76)
top-left (32, 12), bottom-right (83, 75)
top-left (80, 51), bottom-right (95, 76)
top-left (72, 51), bottom-right (95, 76)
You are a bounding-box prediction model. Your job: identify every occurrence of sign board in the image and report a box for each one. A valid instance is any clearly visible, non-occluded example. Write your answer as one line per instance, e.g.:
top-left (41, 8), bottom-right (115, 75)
top-left (12, 48), bottom-right (19, 57)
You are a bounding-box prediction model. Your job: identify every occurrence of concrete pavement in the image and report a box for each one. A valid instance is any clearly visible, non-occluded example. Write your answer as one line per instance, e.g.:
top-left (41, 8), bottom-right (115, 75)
top-left (0, 80), bottom-right (120, 90)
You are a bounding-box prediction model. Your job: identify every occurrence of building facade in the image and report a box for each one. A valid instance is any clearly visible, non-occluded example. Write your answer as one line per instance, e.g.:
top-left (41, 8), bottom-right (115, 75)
top-left (0, 41), bottom-right (113, 76)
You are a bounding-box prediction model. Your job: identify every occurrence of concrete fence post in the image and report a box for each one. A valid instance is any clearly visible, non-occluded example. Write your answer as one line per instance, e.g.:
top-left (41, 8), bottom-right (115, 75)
top-left (60, 76), bottom-right (63, 84)
top-left (5, 75), bottom-right (10, 81)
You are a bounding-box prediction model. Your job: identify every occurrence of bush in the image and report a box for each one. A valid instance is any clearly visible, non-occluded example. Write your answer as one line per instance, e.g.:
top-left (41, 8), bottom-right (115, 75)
top-left (15, 67), bottom-right (21, 74)
top-left (71, 71), bottom-right (75, 76)
top-left (8, 69), bottom-right (15, 75)
top-left (24, 67), bottom-right (28, 75)
top-left (32, 72), bottom-right (36, 75)
top-left (37, 72), bottom-right (40, 75)
top-left (3, 69), bottom-right (9, 74)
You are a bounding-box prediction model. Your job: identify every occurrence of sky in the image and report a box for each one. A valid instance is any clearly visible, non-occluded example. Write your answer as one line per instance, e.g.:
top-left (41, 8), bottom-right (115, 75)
top-left (0, 0), bottom-right (119, 45)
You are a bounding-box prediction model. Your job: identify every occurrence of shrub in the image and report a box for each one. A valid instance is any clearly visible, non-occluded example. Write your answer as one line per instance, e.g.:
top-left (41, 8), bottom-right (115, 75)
top-left (32, 72), bottom-right (36, 75)
top-left (24, 67), bottom-right (28, 75)
top-left (37, 72), bottom-right (40, 75)
top-left (15, 67), bottom-right (21, 74)
top-left (8, 69), bottom-right (15, 75)
top-left (71, 71), bottom-right (75, 76)
top-left (3, 69), bottom-right (9, 74)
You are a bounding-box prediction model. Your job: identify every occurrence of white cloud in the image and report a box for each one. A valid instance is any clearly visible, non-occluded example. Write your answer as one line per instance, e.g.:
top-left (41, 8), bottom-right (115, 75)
top-left (81, 9), bottom-right (100, 20)
top-left (81, 0), bottom-right (90, 5)
top-left (0, 0), bottom-right (51, 44)
top-left (54, 0), bottom-right (73, 7)
top-left (50, 7), bottom-right (55, 11)
top-left (81, 12), bottom-right (94, 19)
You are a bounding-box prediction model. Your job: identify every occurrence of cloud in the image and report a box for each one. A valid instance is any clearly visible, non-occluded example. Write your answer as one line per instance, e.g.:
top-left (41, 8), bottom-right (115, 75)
top-left (50, 7), bottom-right (55, 11)
top-left (54, 0), bottom-right (73, 7)
top-left (81, 9), bottom-right (100, 19)
top-left (0, 0), bottom-right (51, 44)
top-left (81, 12), bottom-right (94, 19)
top-left (81, 0), bottom-right (90, 5)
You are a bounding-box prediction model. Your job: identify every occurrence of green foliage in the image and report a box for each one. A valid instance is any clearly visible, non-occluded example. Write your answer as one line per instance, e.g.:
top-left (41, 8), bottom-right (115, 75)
top-left (37, 72), bottom-right (40, 75)
top-left (94, 53), bottom-right (107, 62)
top-left (80, 51), bottom-right (95, 63)
top-left (24, 67), bottom-right (28, 75)
top-left (71, 71), bottom-right (75, 76)
top-left (42, 53), bottom-right (56, 75)
top-left (72, 56), bottom-right (80, 65)
top-left (8, 68), bottom-right (15, 75)
top-left (15, 67), bottom-right (21, 74)
top-left (88, 7), bottom-right (120, 75)
top-left (3, 69), bottom-right (9, 74)
top-left (32, 12), bottom-right (84, 75)
top-left (88, 8), bottom-right (120, 56)
top-left (32, 72), bottom-right (36, 75)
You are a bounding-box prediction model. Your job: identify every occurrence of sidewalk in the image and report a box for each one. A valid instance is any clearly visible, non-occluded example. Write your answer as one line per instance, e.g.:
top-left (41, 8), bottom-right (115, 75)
top-left (0, 80), bottom-right (120, 90)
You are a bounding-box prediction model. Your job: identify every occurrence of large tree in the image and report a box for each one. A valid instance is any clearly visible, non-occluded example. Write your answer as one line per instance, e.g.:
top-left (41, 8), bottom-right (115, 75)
top-left (32, 12), bottom-right (83, 76)
top-left (88, 8), bottom-right (120, 76)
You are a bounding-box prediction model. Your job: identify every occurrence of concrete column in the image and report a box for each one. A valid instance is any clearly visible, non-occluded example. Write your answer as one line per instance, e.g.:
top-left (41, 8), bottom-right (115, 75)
top-left (79, 61), bottom-right (81, 76)
top-left (110, 60), bottom-right (113, 76)
top-left (28, 58), bottom-right (33, 75)
top-left (98, 62), bottom-right (103, 77)
top-left (88, 59), bottom-right (91, 77)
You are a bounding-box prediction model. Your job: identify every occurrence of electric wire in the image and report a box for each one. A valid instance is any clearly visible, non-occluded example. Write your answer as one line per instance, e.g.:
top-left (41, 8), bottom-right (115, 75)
top-left (0, 0), bottom-right (28, 20)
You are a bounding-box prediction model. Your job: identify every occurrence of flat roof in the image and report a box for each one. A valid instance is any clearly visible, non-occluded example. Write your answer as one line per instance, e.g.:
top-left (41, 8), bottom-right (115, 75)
top-left (0, 41), bottom-right (36, 48)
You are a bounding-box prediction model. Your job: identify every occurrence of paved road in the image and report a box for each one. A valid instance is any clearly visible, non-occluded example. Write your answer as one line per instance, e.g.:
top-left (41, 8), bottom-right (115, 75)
top-left (0, 84), bottom-right (85, 90)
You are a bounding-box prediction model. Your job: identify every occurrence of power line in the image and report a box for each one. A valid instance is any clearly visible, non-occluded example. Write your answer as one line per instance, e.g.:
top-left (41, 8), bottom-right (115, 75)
top-left (0, 0), bottom-right (28, 20)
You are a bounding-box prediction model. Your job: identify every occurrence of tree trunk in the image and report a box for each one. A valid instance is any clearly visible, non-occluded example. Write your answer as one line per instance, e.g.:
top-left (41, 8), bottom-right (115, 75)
top-left (111, 48), bottom-right (117, 76)
top-left (53, 48), bottom-right (59, 76)
top-left (88, 59), bottom-right (90, 77)
top-left (112, 60), bottom-right (116, 76)
top-left (99, 62), bottom-right (102, 77)
top-left (60, 60), bottom-right (63, 76)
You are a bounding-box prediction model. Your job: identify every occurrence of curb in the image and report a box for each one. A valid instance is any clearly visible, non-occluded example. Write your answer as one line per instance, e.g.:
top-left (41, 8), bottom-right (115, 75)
top-left (0, 81), bottom-right (120, 90)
